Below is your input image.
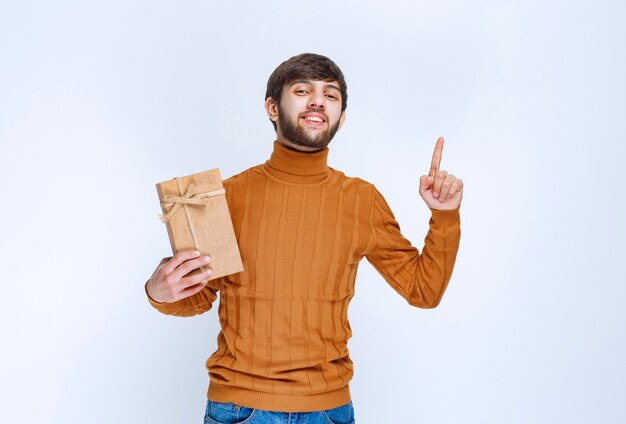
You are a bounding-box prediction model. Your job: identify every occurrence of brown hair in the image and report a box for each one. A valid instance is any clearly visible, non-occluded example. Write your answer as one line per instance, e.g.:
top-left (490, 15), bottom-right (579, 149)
top-left (265, 53), bottom-right (348, 129)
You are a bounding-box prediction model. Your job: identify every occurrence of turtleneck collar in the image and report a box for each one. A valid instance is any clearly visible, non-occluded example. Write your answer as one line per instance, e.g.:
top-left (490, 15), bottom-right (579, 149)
top-left (262, 141), bottom-right (330, 184)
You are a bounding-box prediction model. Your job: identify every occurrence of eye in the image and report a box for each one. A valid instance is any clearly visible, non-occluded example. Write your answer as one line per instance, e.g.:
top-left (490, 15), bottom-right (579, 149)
top-left (326, 94), bottom-right (339, 100)
top-left (295, 89), bottom-right (308, 95)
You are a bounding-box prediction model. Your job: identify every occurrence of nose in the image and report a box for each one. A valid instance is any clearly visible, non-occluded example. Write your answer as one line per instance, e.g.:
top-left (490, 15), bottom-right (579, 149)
top-left (307, 89), bottom-right (326, 110)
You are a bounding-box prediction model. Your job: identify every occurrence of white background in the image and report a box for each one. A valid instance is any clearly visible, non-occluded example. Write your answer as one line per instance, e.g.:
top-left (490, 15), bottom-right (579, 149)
top-left (1, 0), bottom-right (625, 423)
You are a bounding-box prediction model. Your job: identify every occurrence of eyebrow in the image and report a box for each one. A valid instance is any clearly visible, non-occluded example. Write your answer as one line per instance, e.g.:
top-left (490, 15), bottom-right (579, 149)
top-left (288, 80), bottom-right (341, 93)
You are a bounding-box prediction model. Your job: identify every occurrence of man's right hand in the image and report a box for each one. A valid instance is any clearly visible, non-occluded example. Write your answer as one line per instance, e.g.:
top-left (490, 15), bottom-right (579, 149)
top-left (145, 250), bottom-right (212, 303)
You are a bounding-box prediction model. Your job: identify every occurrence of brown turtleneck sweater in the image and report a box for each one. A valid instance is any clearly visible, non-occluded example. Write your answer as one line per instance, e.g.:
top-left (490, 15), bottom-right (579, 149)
top-left (148, 141), bottom-right (461, 412)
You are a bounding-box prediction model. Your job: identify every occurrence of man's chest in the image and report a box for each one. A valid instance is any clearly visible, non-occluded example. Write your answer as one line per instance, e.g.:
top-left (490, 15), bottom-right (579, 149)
top-left (223, 181), bottom-right (372, 298)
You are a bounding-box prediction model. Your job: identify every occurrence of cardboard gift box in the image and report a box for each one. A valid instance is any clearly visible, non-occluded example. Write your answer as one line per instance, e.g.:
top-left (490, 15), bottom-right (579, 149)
top-left (156, 168), bottom-right (243, 281)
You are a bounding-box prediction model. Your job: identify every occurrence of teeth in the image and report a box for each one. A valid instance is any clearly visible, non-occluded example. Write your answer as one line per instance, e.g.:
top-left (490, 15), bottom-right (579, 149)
top-left (304, 116), bottom-right (323, 122)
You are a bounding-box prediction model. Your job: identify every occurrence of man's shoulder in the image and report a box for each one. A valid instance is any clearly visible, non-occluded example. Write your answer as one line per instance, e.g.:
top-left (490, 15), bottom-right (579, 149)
top-left (329, 167), bottom-right (376, 190)
top-left (222, 163), bottom-right (264, 187)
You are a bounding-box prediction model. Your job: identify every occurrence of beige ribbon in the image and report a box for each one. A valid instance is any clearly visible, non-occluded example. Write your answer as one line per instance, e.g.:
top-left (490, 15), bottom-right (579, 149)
top-left (159, 182), bottom-right (225, 224)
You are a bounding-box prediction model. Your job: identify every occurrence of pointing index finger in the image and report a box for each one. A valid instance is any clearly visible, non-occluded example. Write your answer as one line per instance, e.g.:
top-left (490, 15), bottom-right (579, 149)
top-left (429, 137), bottom-right (444, 176)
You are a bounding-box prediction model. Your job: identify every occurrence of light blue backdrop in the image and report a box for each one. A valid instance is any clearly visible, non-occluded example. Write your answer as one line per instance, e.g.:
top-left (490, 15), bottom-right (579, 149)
top-left (1, 0), bottom-right (625, 423)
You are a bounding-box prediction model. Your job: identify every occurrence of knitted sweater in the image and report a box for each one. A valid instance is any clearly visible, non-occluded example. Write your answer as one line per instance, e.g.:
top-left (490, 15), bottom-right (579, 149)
top-left (148, 141), bottom-right (461, 412)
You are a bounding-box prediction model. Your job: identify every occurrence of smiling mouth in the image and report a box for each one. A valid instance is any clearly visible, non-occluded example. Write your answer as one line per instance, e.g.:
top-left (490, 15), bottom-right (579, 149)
top-left (300, 114), bottom-right (327, 127)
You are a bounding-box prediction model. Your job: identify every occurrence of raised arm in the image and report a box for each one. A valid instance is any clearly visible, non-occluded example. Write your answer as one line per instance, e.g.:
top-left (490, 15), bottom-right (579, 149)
top-left (364, 137), bottom-right (462, 308)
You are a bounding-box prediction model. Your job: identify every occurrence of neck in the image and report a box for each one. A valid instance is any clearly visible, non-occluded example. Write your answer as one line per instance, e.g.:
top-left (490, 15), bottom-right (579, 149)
top-left (275, 135), bottom-right (326, 153)
top-left (262, 141), bottom-right (330, 184)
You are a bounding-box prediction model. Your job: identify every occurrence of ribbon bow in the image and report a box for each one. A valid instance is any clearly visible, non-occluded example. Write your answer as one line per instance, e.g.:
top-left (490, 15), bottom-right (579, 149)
top-left (159, 183), bottom-right (225, 223)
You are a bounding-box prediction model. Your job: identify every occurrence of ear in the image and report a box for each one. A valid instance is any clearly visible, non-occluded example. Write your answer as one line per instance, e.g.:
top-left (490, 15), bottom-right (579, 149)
top-left (265, 97), bottom-right (279, 122)
top-left (338, 110), bottom-right (347, 130)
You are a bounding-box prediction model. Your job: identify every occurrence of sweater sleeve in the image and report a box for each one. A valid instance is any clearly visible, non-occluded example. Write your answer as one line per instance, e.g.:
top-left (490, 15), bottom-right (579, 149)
top-left (145, 279), bottom-right (220, 317)
top-left (364, 186), bottom-right (461, 308)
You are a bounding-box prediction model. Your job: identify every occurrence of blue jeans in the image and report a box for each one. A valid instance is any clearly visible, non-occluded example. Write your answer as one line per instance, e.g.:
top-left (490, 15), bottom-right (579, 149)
top-left (203, 399), bottom-right (355, 424)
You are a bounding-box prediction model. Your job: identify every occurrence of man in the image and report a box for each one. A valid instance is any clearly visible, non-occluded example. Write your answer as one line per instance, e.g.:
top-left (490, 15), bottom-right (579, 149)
top-left (146, 53), bottom-right (462, 423)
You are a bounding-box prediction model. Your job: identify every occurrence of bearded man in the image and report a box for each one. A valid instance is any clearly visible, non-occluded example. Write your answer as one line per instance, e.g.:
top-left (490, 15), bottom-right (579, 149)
top-left (146, 53), bottom-right (463, 423)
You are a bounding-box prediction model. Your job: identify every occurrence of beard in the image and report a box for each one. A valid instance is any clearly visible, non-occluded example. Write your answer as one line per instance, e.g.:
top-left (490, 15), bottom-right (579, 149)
top-left (277, 105), bottom-right (341, 149)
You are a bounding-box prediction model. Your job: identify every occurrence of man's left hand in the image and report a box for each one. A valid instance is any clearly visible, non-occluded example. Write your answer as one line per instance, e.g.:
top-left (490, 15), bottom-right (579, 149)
top-left (419, 137), bottom-right (463, 210)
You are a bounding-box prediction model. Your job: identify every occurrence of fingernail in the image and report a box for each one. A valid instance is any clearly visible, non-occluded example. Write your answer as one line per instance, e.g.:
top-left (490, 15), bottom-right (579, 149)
top-left (433, 192), bottom-right (439, 197)
top-left (204, 256), bottom-right (211, 263)
top-left (206, 269), bottom-right (212, 276)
